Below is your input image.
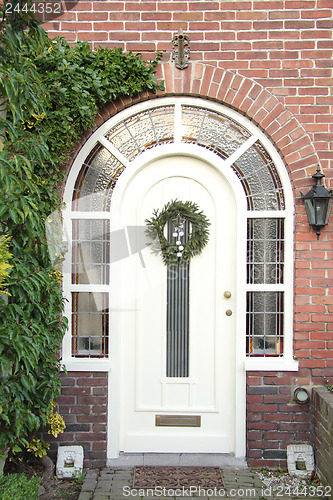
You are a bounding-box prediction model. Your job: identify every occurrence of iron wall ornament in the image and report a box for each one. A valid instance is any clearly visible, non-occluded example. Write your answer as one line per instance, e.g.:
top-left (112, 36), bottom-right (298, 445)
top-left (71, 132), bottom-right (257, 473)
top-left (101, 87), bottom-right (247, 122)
top-left (145, 200), bottom-right (210, 265)
top-left (172, 28), bottom-right (190, 70)
top-left (301, 166), bottom-right (332, 239)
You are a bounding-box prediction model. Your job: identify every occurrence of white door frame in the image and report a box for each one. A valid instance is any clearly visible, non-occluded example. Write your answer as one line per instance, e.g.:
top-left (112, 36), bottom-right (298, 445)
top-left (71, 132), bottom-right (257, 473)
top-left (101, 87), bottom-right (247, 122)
top-left (107, 143), bottom-right (247, 459)
top-left (60, 96), bottom-right (296, 462)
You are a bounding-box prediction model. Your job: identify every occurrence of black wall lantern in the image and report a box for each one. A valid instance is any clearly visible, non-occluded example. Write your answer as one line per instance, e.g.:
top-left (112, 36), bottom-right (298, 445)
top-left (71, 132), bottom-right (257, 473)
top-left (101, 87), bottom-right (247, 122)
top-left (301, 166), bottom-right (332, 239)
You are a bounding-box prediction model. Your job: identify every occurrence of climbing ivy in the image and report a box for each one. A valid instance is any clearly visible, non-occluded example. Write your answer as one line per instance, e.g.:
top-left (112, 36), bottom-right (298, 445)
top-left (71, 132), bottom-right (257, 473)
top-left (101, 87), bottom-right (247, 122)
top-left (0, 1), bottom-right (163, 455)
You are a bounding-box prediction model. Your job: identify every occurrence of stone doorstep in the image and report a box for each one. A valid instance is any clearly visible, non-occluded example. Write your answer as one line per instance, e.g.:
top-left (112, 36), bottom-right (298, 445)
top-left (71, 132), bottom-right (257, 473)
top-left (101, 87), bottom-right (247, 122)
top-left (106, 453), bottom-right (248, 468)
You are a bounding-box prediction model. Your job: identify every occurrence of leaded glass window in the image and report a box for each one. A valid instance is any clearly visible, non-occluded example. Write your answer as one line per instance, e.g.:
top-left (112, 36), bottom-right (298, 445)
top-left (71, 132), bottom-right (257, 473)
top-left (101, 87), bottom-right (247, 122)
top-left (70, 217), bottom-right (110, 358)
top-left (246, 218), bottom-right (285, 357)
top-left (72, 292), bottom-right (109, 357)
top-left (232, 142), bottom-right (285, 211)
top-left (105, 106), bottom-right (175, 161)
top-left (246, 292), bottom-right (284, 357)
top-left (71, 105), bottom-right (287, 215)
top-left (247, 219), bottom-right (284, 285)
top-left (182, 106), bottom-right (251, 159)
top-left (72, 144), bottom-right (125, 212)
top-left (72, 220), bottom-right (110, 285)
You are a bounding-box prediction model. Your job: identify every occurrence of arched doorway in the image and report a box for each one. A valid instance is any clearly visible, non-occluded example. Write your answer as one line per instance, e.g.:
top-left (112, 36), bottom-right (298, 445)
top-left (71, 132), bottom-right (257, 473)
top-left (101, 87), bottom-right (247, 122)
top-left (62, 97), bottom-right (295, 461)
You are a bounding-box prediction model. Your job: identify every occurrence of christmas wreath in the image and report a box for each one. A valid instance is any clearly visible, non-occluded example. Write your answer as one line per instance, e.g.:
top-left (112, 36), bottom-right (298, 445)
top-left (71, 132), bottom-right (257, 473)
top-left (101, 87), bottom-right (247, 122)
top-left (145, 199), bottom-right (210, 265)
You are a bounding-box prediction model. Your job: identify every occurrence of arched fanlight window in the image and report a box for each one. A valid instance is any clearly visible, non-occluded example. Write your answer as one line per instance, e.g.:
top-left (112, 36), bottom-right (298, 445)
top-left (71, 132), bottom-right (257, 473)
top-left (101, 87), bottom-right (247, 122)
top-left (72, 104), bottom-right (286, 213)
top-left (63, 98), bottom-right (294, 368)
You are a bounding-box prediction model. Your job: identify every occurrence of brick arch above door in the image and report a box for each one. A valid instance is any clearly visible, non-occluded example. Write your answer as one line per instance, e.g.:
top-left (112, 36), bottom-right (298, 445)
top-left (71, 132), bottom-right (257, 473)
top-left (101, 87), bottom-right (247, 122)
top-left (70, 62), bottom-right (319, 195)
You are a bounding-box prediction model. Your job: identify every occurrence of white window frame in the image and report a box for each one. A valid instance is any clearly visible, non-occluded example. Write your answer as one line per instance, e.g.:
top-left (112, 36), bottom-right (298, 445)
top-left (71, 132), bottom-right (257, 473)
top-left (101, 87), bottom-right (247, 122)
top-left (61, 97), bottom-right (298, 372)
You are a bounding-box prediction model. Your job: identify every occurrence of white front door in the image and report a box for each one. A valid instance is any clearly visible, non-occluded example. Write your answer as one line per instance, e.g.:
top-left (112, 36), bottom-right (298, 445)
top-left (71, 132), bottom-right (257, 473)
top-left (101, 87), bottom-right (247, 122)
top-left (113, 154), bottom-right (237, 453)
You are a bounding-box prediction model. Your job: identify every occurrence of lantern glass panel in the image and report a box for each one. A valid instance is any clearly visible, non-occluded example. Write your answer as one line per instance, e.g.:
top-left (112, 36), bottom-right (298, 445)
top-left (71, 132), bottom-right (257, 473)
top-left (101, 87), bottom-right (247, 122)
top-left (325, 197), bottom-right (333, 225)
top-left (304, 198), bottom-right (315, 226)
top-left (314, 198), bottom-right (329, 227)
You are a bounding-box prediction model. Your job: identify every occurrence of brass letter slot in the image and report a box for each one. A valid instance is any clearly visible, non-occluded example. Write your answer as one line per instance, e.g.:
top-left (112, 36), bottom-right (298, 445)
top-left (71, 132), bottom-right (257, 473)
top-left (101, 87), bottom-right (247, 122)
top-left (155, 415), bottom-right (201, 427)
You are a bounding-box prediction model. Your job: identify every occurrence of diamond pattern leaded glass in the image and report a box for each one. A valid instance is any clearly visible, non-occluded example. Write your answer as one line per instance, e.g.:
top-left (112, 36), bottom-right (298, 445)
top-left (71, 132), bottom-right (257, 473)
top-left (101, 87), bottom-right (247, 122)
top-left (182, 106), bottom-right (251, 160)
top-left (105, 106), bottom-right (174, 161)
top-left (72, 144), bottom-right (125, 211)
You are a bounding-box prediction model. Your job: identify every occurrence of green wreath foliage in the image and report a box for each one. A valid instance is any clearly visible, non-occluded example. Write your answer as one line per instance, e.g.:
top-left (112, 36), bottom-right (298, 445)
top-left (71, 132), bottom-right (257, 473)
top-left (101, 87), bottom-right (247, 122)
top-left (145, 200), bottom-right (211, 265)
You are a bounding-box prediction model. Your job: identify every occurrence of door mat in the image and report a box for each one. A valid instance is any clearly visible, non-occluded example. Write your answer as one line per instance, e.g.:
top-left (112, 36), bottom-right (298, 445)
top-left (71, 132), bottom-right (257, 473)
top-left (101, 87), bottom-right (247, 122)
top-left (133, 466), bottom-right (224, 489)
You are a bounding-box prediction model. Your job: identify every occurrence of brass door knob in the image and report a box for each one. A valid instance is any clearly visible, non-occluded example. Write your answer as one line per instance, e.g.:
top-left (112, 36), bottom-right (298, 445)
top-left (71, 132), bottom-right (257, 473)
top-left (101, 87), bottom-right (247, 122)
top-left (226, 309), bottom-right (232, 316)
top-left (224, 290), bottom-right (232, 298)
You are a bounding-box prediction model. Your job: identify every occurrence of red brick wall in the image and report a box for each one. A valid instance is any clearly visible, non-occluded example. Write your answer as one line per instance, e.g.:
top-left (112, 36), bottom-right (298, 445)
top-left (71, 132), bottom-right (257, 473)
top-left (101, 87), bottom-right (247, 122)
top-left (311, 387), bottom-right (333, 489)
top-left (40, 0), bottom-right (333, 468)
top-left (247, 373), bottom-right (311, 467)
top-left (41, 372), bottom-right (108, 469)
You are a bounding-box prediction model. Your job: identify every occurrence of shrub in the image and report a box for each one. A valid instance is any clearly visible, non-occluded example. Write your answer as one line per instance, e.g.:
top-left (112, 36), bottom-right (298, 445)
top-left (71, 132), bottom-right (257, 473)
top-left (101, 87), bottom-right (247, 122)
top-left (0, 0), bottom-right (162, 457)
top-left (0, 473), bottom-right (41, 500)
